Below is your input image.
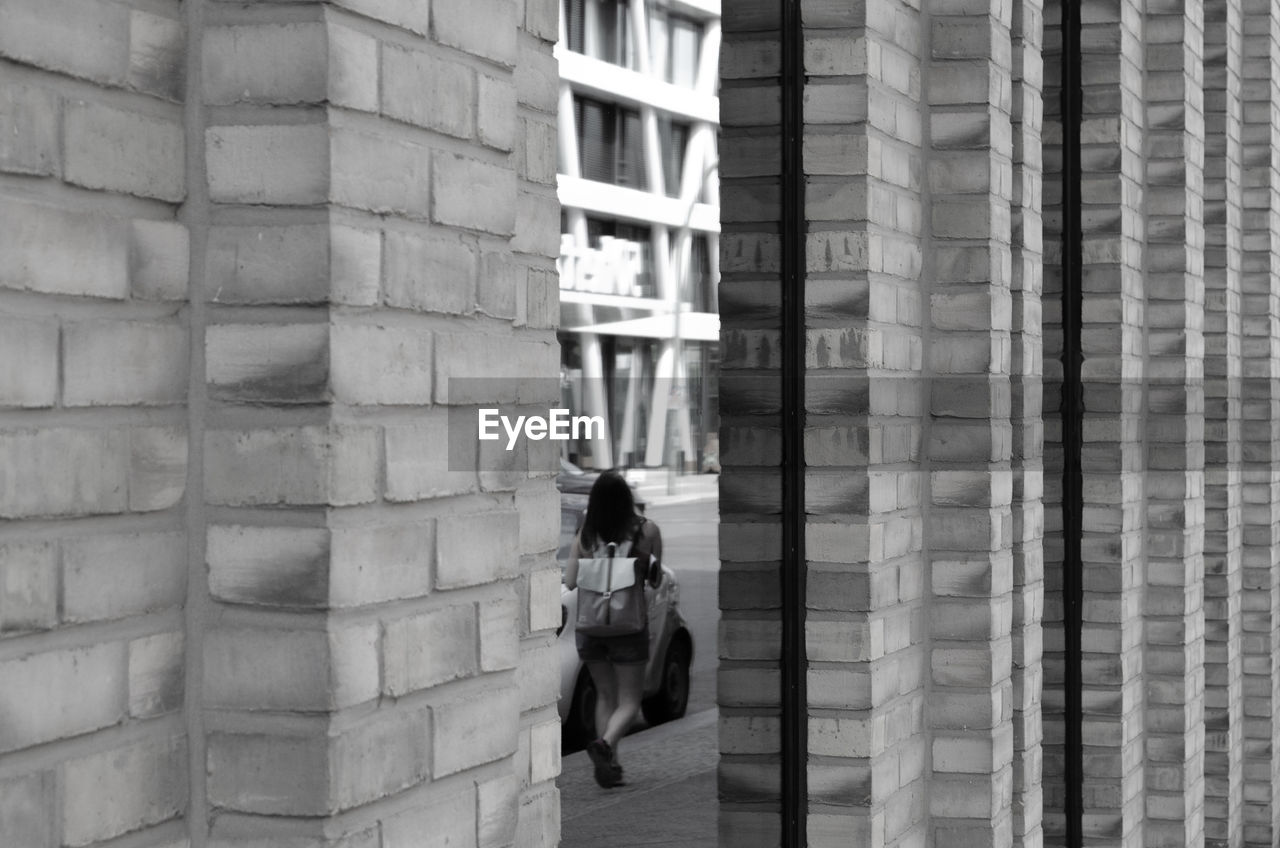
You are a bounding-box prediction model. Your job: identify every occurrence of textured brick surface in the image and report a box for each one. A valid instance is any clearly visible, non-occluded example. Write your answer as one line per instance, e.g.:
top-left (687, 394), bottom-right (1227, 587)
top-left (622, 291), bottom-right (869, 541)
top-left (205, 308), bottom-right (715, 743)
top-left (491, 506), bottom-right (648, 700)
top-left (1203, 2), bottom-right (1247, 845)
top-left (0, 78), bottom-right (59, 176)
top-left (63, 532), bottom-right (186, 624)
top-left (63, 320), bottom-right (188, 406)
top-left (1008, 2), bottom-right (1046, 846)
top-left (0, 315), bottom-right (58, 407)
top-left (717, 14), bottom-right (788, 842)
top-left (0, 0), bottom-right (558, 846)
top-left (64, 100), bottom-right (184, 202)
top-left (130, 219), bottom-right (189, 301)
top-left (0, 198), bottom-right (129, 299)
top-left (0, 644), bottom-right (128, 753)
top-left (61, 733), bottom-right (187, 847)
top-left (205, 223), bottom-right (330, 304)
top-left (206, 123), bottom-right (330, 205)
top-left (0, 4), bottom-right (192, 838)
top-left (201, 23), bottom-right (328, 105)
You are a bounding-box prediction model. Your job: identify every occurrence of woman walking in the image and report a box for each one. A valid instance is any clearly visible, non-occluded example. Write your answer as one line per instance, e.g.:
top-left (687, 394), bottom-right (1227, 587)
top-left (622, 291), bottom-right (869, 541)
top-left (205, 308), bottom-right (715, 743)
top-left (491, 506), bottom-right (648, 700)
top-left (563, 470), bottom-right (663, 788)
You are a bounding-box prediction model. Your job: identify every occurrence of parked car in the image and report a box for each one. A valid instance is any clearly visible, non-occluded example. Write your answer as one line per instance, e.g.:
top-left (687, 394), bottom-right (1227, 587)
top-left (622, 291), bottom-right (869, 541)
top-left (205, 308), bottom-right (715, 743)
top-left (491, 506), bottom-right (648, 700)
top-left (556, 497), bottom-right (692, 749)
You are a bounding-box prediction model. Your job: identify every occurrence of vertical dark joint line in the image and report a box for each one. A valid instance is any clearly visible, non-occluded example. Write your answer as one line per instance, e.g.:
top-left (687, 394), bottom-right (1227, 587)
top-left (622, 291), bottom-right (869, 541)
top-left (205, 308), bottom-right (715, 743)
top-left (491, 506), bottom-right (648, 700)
top-left (1061, 0), bottom-right (1085, 846)
top-left (779, 0), bottom-right (807, 845)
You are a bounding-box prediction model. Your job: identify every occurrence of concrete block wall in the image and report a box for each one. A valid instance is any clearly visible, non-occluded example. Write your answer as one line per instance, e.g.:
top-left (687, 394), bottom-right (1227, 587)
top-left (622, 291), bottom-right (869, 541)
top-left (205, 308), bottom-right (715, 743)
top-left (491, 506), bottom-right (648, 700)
top-left (0, 2), bottom-right (191, 847)
top-left (1, 0), bottom-right (561, 846)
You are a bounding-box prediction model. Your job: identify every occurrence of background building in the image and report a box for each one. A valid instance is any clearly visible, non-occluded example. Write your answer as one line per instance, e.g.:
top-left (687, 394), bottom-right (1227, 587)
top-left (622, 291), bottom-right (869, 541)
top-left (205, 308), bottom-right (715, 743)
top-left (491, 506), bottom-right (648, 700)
top-left (555, 0), bottom-right (721, 470)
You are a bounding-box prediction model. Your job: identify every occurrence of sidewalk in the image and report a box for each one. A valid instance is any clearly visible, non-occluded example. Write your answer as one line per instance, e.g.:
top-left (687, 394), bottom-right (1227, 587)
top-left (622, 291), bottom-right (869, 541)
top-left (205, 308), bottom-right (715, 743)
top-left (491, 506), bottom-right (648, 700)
top-left (629, 470), bottom-right (719, 509)
top-left (559, 708), bottom-right (718, 848)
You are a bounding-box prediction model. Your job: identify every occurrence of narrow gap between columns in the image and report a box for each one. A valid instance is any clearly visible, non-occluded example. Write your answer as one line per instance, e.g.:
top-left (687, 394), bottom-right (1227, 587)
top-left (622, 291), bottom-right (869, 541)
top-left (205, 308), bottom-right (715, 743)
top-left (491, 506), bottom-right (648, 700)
top-left (1060, 0), bottom-right (1085, 845)
top-left (780, 0), bottom-right (808, 845)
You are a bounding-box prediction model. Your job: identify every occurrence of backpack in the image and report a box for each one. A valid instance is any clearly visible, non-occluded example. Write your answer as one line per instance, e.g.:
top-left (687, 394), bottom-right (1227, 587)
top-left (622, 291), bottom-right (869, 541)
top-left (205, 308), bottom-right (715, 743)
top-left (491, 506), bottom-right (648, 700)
top-left (575, 527), bottom-right (651, 638)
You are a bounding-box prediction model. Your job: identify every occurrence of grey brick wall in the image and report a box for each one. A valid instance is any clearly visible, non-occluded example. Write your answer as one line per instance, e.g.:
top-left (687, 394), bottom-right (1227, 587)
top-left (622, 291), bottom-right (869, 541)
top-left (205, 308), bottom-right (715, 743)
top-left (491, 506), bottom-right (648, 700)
top-left (1009, 2), bottom-right (1046, 846)
top-left (0, 0), bottom-right (559, 846)
top-left (0, 1), bottom-right (190, 845)
top-left (716, 2), bottom-right (785, 844)
top-left (1203, 1), bottom-right (1246, 844)
top-left (717, 1), bottom-right (1280, 847)
top-left (1239, 3), bottom-right (1280, 844)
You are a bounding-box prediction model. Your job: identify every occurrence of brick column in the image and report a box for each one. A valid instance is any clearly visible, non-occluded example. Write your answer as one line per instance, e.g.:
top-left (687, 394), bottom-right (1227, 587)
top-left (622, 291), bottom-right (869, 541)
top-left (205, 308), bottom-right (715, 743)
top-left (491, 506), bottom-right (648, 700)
top-left (716, 3), bottom-right (786, 844)
top-left (802, 0), bottom-right (927, 844)
top-left (1203, 0), bottom-right (1247, 844)
top-left (1037, 1), bottom-right (1066, 840)
top-left (1009, 1), bottom-right (1047, 846)
top-left (195, 0), bottom-right (560, 845)
top-left (1141, 3), bottom-right (1208, 845)
top-left (924, 2), bottom-right (1017, 846)
top-left (1239, 1), bottom-right (1280, 844)
top-left (0, 2), bottom-right (190, 846)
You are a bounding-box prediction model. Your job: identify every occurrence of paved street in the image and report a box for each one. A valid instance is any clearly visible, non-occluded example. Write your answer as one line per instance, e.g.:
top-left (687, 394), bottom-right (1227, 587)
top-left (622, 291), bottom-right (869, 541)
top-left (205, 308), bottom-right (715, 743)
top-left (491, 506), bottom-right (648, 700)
top-left (560, 709), bottom-right (718, 847)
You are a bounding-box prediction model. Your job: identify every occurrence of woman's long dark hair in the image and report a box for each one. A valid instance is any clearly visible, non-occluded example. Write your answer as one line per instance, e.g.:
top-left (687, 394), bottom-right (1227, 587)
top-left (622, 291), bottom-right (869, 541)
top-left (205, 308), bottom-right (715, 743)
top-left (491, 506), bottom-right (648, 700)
top-left (580, 470), bottom-right (638, 549)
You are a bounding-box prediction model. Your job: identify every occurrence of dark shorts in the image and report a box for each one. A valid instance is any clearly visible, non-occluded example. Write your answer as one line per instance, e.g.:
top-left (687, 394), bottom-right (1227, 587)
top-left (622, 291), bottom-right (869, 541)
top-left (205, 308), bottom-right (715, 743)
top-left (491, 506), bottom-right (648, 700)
top-left (576, 629), bottom-right (649, 665)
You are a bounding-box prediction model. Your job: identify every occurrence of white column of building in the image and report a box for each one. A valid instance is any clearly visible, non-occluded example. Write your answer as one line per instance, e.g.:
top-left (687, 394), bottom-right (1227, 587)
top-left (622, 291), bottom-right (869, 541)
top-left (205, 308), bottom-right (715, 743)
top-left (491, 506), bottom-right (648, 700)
top-left (557, 71), bottom-right (615, 468)
top-left (670, 20), bottom-right (722, 467)
top-left (631, 0), bottom-right (682, 468)
top-left (640, 5), bottom-right (720, 468)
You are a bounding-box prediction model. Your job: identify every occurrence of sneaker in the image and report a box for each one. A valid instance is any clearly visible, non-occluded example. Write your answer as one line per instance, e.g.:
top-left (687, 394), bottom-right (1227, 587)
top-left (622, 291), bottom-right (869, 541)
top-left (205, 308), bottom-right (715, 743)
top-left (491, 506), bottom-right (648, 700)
top-left (586, 739), bottom-right (623, 788)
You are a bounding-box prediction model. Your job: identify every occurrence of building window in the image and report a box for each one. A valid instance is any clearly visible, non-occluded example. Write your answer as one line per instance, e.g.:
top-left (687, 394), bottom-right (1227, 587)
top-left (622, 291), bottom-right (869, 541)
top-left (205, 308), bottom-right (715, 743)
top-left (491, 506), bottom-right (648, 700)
top-left (658, 118), bottom-right (689, 198)
top-left (648, 7), bottom-right (701, 86)
top-left (564, 0), bottom-right (635, 69)
top-left (575, 96), bottom-right (648, 191)
top-left (688, 234), bottom-right (711, 312)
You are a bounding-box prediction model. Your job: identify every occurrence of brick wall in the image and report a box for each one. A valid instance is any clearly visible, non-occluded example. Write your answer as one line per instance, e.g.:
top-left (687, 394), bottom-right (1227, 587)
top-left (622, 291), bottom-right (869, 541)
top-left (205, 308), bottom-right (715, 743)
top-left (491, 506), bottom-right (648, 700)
top-left (0, 0), bottom-right (560, 846)
top-left (0, 1), bottom-right (190, 846)
top-left (714, 1), bottom-right (1280, 847)
top-left (1203, 1), bottom-right (1246, 843)
top-left (1035, 1), bottom-right (1279, 847)
top-left (717, 0), bottom-right (1037, 846)
top-left (716, 1), bottom-right (785, 844)
top-left (1009, 2), bottom-right (1046, 846)
top-left (1238, 2), bottom-right (1280, 844)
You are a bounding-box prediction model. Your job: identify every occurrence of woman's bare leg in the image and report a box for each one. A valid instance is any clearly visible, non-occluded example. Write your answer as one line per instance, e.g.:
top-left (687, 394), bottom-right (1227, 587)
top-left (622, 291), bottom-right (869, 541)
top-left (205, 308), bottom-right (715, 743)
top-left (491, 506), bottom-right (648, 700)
top-left (586, 661), bottom-right (616, 741)
top-left (601, 662), bottom-right (645, 748)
